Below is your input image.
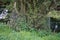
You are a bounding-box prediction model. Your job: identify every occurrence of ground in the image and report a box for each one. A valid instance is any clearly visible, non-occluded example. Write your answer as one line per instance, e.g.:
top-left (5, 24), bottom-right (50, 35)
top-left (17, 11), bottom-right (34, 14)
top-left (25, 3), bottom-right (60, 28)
top-left (0, 23), bottom-right (60, 40)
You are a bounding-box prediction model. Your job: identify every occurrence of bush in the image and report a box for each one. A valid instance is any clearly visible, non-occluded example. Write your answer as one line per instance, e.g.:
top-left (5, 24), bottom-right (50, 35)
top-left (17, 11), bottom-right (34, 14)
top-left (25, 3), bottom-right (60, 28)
top-left (0, 0), bottom-right (14, 3)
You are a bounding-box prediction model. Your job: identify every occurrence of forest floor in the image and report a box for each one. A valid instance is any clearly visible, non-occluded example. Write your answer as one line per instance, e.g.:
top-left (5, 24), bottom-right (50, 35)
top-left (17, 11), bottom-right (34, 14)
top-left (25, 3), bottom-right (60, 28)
top-left (0, 23), bottom-right (60, 40)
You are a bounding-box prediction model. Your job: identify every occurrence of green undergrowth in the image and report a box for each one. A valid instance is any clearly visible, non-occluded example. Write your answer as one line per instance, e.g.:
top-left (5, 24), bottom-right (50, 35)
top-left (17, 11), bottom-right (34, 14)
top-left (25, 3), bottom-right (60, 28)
top-left (0, 23), bottom-right (60, 40)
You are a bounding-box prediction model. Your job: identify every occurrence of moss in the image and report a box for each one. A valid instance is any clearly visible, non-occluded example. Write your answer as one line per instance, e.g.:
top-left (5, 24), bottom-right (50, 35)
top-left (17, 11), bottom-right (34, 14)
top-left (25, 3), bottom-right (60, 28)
top-left (47, 10), bottom-right (60, 19)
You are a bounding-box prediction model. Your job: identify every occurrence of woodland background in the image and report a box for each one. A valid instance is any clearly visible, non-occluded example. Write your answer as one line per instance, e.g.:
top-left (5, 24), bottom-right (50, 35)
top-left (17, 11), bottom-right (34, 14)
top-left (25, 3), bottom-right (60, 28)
top-left (0, 0), bottom-right (60, 40)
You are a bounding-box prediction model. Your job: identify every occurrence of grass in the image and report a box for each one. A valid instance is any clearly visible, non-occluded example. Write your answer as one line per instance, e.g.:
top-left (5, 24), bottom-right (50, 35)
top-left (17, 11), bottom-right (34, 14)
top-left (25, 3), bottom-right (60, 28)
top-left (0, 23), bottom-right (60, 40)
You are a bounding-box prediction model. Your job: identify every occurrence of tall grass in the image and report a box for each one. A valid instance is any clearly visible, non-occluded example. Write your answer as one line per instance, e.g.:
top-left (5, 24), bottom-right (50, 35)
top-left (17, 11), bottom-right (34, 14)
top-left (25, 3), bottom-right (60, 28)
top-left (0, 23), bottom-right (60, 40)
